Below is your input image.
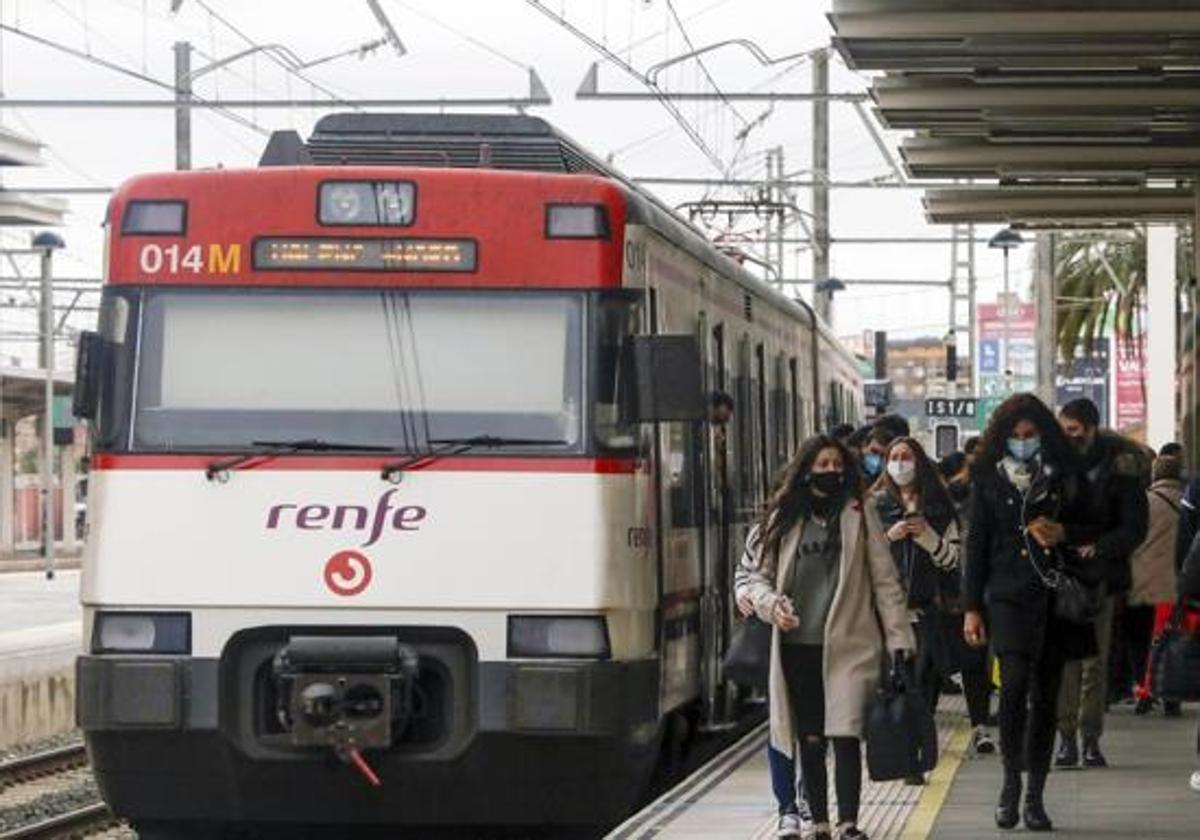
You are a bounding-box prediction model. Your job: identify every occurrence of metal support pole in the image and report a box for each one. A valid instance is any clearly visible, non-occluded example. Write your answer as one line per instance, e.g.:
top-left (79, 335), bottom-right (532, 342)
top-left (38, 248), bottom-right (55, 579)
top-left (174, 41), bottom-right (192, 171)
top-left (811, 49), bottom-right (831, 323)
top-left (1002, 248), bottom-right (1012, 395)
top-left (968, 224), bottom-right (977, 396)
top-left (772, 147), bottom-right (786, 287)
top-left (1147, 225), bottom-right (1178, 448)
top-left (1035, 233), bottom-right (1057, 406)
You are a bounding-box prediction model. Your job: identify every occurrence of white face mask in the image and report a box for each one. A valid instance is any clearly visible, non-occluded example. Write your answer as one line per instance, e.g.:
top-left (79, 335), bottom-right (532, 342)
top-left (887, 460), bottom-right (917, 486)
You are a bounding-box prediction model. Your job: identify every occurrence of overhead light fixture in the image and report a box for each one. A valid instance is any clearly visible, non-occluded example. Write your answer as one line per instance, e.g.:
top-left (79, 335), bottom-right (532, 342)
top-left (988, 228), bottom-right (1025, 251)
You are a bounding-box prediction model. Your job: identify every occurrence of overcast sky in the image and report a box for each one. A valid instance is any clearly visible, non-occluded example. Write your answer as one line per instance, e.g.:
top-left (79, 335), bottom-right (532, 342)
top-left (0, 0), bottom-right (1031, 365)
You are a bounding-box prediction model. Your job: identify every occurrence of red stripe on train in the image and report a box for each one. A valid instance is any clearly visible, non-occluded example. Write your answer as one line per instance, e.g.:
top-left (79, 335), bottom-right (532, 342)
top-left (90, 453), bottom-right (642, 474)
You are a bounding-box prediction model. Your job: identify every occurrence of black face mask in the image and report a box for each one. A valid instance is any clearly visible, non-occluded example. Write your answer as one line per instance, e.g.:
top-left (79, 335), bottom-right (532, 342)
top-left (809, 471), bottom-right (846, 500)
top-left (948, 481), bottom-right (969, 502)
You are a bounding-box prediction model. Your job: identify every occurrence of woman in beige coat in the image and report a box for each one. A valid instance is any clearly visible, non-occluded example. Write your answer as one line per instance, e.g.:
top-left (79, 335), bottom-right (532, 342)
top-left (744, 434), bottom-right (915, 840)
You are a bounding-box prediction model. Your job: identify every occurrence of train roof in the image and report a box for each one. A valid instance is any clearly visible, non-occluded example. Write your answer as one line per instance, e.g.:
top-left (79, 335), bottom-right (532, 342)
top-left (256, 113), bottom-right (853, 361)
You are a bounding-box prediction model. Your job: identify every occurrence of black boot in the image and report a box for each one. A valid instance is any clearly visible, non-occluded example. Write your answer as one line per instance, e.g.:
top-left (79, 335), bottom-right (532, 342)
top-left (1081, 736), bottom-right (1108, 768)
top-left (1053, 733), bottom-right (1078, 769)
top-left (1023, 772), bottom-right (1054, 832)
top-left (995, 768), bottom-right (1021, 829)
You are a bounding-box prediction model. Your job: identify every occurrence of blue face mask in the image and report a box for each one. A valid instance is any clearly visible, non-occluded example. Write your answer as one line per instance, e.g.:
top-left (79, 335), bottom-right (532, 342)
top-left (1007, 436), bottom-right (1041, 461)
top-left (863, 452), bottom-right (883, 477)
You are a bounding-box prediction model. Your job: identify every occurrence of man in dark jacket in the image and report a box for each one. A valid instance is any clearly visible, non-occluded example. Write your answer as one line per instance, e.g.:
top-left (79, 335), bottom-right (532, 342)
top-left (1054, 399), bottom-right (1149, 769)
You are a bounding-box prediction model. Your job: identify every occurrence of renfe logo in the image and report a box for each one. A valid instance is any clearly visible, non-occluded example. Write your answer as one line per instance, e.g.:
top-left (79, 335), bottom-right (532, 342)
top-left (266, 489), bottom-right (427, 547)
top-left (324, 550), bottom-right (373, 597)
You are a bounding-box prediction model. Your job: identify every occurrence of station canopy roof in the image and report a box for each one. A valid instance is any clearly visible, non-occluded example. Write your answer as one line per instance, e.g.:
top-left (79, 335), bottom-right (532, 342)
top-left (0, 126), bottom-right (65, 226)
top-left (828, 0), bottom-right (1200, 225)
top-left (0, 368), bottom-right (74, 424)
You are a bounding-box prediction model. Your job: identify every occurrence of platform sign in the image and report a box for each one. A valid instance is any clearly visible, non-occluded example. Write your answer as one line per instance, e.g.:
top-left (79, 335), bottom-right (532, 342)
top-left (925, 397), bottom-right (977, 418)
top-left (976, 298), bottom-right (1037, 424)
top-left (864, 379), bottom-right (891, 409)
top-left (979, 339), bottom-right (1000, 374)
top-left (1114, 336), bottom-right (1147, 433)
top-left (1057, 338), bottom-right (1109, 426)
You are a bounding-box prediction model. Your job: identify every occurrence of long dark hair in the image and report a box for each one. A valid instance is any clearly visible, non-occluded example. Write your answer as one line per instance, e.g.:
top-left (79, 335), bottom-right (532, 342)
top-left (873, 436), bottom-right (954, 516)
top-left (974, 392), bottom-right (1077, 476)
top-left (756, 434), bottom-right (860, 557)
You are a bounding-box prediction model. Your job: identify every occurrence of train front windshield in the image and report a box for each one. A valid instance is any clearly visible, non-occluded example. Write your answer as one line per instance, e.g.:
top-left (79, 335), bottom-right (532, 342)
top-left (93, 289), bottom-right (586, 453)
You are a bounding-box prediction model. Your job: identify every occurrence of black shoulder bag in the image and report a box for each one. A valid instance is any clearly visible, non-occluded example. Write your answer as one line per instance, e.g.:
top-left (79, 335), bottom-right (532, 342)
top-left (721, 616), bottom-right (772, 689)
top-left (1020, 478), bottom-right (1103, 625)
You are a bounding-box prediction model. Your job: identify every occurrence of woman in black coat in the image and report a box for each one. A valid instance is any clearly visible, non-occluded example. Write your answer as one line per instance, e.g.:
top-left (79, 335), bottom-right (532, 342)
top-left (962, 393), bottom-right (1100, 832)
top-left (871, 437), bottom-right (962, 720)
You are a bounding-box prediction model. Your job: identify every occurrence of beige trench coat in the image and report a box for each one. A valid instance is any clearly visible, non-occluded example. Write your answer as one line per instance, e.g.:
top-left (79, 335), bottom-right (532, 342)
top-left (1129, 478), bottom-right (1183, 606)
top-left (743, 499), bottom-right (915, 753)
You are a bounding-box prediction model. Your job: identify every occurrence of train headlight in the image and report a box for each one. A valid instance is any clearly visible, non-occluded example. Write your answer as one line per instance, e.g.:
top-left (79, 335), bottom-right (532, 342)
top-left (93, 612), bottom-right (191, 654)
top-left (507, 615), bottom-right (610, 659)
top-left (319, 181), bottom-right (415, 226)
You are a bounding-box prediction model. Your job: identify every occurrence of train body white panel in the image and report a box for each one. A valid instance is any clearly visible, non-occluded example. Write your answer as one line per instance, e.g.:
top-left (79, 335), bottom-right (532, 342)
top-left (82, 468), bottom-right (656, 658)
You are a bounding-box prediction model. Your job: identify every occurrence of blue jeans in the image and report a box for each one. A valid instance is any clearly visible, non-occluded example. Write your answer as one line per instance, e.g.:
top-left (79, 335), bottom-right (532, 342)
top-left (769, 744), bottom-right (802, 815)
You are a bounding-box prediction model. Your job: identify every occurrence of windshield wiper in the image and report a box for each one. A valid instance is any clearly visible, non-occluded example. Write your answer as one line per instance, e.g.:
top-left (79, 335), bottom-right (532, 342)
top-left (380, 435), bottom-right (567, 482)
top-left (206, 439), bottom-right (403, 482)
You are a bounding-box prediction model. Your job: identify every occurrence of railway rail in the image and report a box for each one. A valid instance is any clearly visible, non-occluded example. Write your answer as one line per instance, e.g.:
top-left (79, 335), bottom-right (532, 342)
top-left (0, 744), bottom-right (117, 840)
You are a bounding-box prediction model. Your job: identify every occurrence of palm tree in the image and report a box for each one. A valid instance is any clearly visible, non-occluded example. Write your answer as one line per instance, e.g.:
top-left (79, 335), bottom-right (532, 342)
top-left (1054, 228), bottom-right (1193, 363)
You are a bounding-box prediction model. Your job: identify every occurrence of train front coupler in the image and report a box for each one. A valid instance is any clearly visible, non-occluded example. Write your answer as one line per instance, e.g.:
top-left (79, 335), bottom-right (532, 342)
top-left (272, 636), bottom-right (419, 786)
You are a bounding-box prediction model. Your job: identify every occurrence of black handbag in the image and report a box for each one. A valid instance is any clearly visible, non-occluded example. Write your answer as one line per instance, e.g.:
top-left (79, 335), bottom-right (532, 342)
top-left (1150, 603), bottom-right (1200, 702)
top-left (865, 655), bottom-right (938, 782)
top-left (1019, 484), bottom-right (1102, 625)
top-left (1050, 567), bottom-right (1104, 624)
top-left (721, 617), bottom-right (772, 690)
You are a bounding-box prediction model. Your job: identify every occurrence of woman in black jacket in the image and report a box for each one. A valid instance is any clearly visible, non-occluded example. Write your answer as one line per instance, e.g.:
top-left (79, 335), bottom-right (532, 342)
top-left (872, 438), bottom-right (961, 722)
top-left (962, 393), bottom-right (1100, 832)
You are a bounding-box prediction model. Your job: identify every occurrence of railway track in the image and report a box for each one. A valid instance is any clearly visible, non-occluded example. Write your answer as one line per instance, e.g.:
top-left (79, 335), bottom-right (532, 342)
top-left (0, 743), bottom-right (118, 840)
top-left (0, 746), bottom-right (89, 791)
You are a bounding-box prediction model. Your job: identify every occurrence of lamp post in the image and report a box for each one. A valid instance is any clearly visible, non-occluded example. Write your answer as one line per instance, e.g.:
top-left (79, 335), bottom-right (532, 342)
top-left (988, 228), bottom-right (1025, 395)
top-left (814, 277), bottom-right (846, 328)
top-left (32, 231), bottom-right (64, 580)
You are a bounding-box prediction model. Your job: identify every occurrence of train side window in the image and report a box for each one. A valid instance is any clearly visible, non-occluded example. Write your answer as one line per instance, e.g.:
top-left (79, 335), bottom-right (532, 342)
top-left (712, 323), bottom-right (726, 392)
top-left (736, 338), bottom-right (753, 512)
top-left (593, 293), bottom-right (642, 451)
top-left (788, 357), bottom-right (800, 450)
top-left (773, 354), bottom-right (789, 469)
top-left (755, 343), bottom-right (769, 500)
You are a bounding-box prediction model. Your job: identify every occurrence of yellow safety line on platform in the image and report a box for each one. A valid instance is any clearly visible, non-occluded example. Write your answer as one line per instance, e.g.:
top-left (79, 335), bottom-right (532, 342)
top-left (898, 722), bottom-right (972, 840)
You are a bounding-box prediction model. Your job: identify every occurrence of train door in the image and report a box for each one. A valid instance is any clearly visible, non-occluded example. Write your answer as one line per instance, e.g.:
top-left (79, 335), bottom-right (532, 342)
top-left (647, 288), bottom-right (704, 714)
top-left (699, 320), bottom-right (734, 725)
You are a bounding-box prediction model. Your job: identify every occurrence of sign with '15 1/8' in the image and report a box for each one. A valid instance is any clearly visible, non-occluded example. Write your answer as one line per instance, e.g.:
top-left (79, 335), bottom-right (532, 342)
top-left (925, 397), bottom-right (977, 418)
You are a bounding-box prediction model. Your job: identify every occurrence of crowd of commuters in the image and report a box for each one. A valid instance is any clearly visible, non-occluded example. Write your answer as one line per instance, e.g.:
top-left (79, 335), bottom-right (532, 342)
top-left (730, 391), bottom-right (1200, 838)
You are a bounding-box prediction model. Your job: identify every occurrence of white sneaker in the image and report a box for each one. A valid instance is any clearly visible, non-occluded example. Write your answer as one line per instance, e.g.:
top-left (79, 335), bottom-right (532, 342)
top-left (1189, 770), bottom-right (1200, 793)
top-left (972, 726), bottom-right (996, 755)
top-left (775, 812), bottom-right (803, 838)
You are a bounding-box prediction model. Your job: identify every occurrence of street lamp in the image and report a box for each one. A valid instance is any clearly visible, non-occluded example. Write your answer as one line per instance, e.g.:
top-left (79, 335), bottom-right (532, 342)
top-left (988, 228), bottom-right (1025, 392)
top-left (32, 231), bottom-right (64, 580)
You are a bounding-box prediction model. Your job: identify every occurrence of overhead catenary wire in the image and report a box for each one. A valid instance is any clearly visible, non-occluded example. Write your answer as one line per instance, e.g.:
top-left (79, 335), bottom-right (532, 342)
top-left (526, 0), bottom-right (727, 174)
top-left (0, 22), bottom-right (269, 136)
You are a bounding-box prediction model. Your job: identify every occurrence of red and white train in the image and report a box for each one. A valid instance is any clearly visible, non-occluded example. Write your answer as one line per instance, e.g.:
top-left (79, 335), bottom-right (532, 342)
top-left (73, 114), bottom-right (862, 837)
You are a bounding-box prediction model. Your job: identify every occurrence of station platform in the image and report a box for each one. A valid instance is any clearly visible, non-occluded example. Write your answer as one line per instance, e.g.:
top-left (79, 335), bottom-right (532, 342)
top-left (0, 570), bottom-right (80, 747)
top-left (610, 698), bottom-right (1199, 839)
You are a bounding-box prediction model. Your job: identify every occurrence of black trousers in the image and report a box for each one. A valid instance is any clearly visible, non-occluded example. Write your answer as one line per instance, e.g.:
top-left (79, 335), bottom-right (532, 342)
top-left (798, 736), bottom-right (862, 827)
top-left (962, 664), bottom-right (992, 728)
top-left (997, 645), bottom-right (1067, 778)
